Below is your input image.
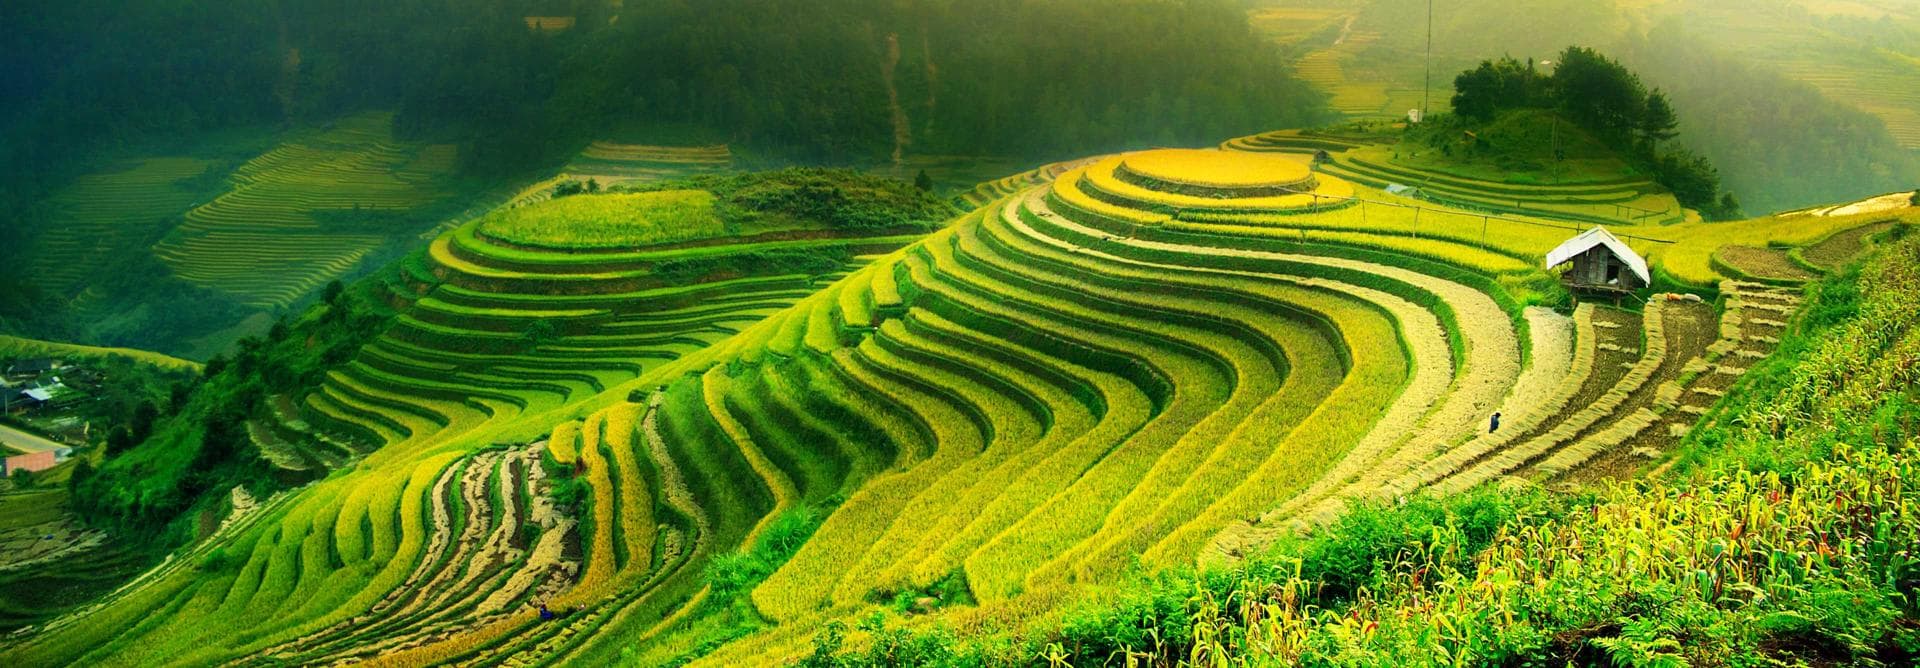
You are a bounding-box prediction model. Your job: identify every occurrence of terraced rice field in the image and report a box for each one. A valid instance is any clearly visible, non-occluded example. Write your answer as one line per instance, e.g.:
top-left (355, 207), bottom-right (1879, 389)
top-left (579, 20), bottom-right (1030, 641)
top-left (1293, 39), bottom-right (1395, 117)
top-left (1715, 245), bottom-right (1819, 283)
top-left (1654, 2), bottom-right (1920, 150)
top-left (26, 158), bottom-right (212, 295)
top-left (951, 157), bottom-right (1096, 211)
top-left (1697, 14), bottom-right (1920, 149)
top-left (559, 142), bottom-right (733, 190)
top-left (1224, 130), bottom-right (1680, 225)
top-left (1279, 13), bottom-right (1443, 122)
top-left (6, 144), bottom-right (1912, 666)
top-left (0, 486), bottom-right (143, 632)
top-left (0, 182), bottom-right (919, 665)
top-left (1246, 6), bottom-right (1353, 48)
top-left (1798, 219), bottom-right (1900, 269)
top-left (291, 206), bottom-right (914, 462)
top-left (1784, 62), bottom-right (1920, 149)
top-left (151, 113), bottom-right (461, 308)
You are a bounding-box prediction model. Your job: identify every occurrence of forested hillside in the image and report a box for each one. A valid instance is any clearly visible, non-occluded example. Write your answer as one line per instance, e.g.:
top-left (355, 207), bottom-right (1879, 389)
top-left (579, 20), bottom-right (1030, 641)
top-left (0, 0), bottom-right (1322, 198)
top-left (418, 0), bottom-right (1330, 167)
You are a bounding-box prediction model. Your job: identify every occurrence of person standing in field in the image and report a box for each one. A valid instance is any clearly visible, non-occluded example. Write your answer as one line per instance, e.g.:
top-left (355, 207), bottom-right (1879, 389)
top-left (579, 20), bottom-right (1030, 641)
top-left (1489, 412), bottom-right (1501, 433)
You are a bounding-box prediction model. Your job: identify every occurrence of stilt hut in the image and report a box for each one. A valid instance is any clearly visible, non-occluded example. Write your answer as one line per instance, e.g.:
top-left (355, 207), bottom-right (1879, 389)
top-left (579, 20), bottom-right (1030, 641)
top-left (1546, 226), bottom-right (1650, 296)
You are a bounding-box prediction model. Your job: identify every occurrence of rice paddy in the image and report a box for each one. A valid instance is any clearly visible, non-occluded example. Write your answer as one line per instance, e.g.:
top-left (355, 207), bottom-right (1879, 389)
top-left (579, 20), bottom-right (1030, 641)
top-left (6, 133), bottom-right (1914, 666)
top-left (557, 142), bottom-right (734, 192)
top-left (25, 158), bottom-right (212, 296)
top-left (477, 190), bottom-right (723, 249)
top-left (148, 113), bottom-right (463, 309)
top-left (1662, 1), bottom-right (1920, 151)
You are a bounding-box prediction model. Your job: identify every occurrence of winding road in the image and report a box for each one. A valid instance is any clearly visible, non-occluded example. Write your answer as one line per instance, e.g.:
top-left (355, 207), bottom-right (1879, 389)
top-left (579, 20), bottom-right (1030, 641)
top-left (1, 423), bottom-right (67, 454)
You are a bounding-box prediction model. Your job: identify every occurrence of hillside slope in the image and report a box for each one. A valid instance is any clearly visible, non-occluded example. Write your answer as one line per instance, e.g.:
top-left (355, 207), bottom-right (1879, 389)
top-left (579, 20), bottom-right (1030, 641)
top-left (873, 228), bottom-right (1920, 665)
top-left (1247, 0), bottom-right (1920, 213)
top-left (2, 145), bottom-right (1912, 666)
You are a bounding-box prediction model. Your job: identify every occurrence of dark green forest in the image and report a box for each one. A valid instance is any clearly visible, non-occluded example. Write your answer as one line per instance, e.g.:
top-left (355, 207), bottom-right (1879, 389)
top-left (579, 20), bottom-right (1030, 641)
top-left (0, 0), bottom-right (1325, 203)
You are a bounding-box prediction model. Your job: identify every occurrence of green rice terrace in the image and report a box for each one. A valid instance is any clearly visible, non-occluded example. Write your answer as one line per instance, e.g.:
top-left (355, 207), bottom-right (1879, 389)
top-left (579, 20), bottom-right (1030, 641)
top-left (3, 3), bottom-right (1919, 664)
top-left (1225, 124), bottom-right (1685, 228)
top-left (4, 132), bottom-right (1914, 665)
top-left (150, 112), bottom-right (465, 309)
top-left (499, 143), bottom-right (738, 213)
top-left (24, 157), bottom-right (215, 297)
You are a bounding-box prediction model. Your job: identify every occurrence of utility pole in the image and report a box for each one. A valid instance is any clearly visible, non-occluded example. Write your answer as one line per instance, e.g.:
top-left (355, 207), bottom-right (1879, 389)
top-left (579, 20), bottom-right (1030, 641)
top-left (1422, 0), bottom-right (1434, 122)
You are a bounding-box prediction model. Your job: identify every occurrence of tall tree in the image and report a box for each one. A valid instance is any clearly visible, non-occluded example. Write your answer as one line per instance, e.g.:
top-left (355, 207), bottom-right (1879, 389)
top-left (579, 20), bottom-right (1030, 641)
top-left (1640, 90), bottom-right (1679, 146)
top-left (1551, 46), bottom-right (1647, 142)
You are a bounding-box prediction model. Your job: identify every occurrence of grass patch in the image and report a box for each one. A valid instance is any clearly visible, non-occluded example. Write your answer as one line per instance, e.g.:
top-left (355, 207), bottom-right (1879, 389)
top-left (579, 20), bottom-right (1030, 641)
top-left (478, 190), bottom-right (723, 250)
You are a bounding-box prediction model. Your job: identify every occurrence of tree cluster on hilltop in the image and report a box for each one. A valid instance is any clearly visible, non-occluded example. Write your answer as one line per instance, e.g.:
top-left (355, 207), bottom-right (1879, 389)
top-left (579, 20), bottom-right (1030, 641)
top-left (1451, 47), bottom-right (1742, 220)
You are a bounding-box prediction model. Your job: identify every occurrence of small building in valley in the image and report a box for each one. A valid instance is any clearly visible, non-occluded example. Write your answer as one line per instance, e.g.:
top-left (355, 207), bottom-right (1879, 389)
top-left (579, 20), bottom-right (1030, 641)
top-left (1547, 226), bottom-right (1650, 294)
top-left (18, 383), bottom-right (86, 413)
top-left (3, 450), bottom-right (58, 476)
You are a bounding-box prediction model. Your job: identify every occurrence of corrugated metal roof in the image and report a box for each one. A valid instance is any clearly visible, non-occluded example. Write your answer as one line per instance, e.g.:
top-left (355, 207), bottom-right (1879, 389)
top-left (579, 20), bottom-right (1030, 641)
top-left (1545, 226), bottom-right (1651, 286)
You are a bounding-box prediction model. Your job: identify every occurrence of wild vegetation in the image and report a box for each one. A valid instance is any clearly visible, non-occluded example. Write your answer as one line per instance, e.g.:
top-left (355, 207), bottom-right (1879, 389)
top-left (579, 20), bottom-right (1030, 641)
top-left (67, 280), bottom-right (389, 536)
top-left (0, 339), bottom-right (204, 632)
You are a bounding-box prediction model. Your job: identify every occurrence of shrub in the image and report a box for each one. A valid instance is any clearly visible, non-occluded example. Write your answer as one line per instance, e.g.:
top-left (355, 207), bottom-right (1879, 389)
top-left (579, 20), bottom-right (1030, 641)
top-left (652, 248), bottom-right (850, 284)
top-left (540, 452), bottom-right (588, 511)
top-left (628, 168), bottom-right (958, 233)
top-left (704, 507), bottom-right (821, 605)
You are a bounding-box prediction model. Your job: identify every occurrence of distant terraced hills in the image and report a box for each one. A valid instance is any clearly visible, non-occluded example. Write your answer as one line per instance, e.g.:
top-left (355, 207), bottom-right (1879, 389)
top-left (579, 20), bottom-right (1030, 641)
top-left (26, 157), bottom-right (213, 297)
top-left (1231, 129), bottom-right (1684, 227)
top-left (150, 113), bottom-right (462, 309)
